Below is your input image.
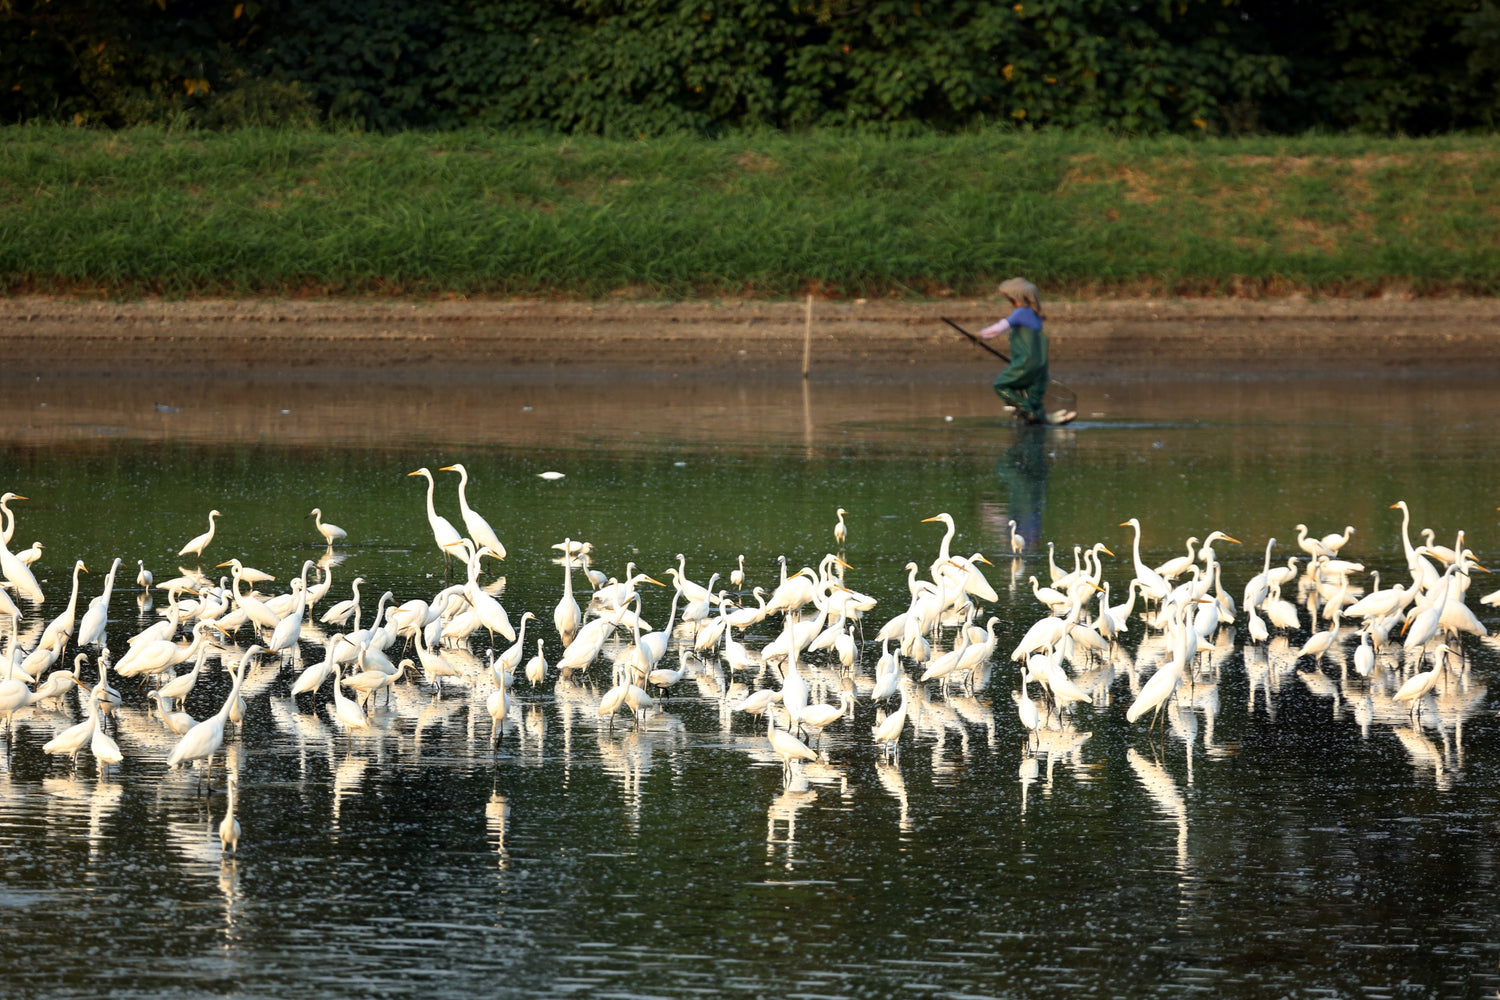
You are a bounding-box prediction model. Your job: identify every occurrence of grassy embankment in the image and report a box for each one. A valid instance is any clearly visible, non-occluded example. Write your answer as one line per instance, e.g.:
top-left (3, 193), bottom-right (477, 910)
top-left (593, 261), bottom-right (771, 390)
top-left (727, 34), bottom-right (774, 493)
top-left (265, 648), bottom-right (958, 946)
top-left (1, 126), bottom-right (1497, 299)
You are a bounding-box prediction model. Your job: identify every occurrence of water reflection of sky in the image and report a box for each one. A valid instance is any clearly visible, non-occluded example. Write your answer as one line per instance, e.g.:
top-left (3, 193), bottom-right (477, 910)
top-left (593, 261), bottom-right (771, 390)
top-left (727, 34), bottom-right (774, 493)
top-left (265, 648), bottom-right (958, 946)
top-left (1, 375), bottom-right (1499, 999)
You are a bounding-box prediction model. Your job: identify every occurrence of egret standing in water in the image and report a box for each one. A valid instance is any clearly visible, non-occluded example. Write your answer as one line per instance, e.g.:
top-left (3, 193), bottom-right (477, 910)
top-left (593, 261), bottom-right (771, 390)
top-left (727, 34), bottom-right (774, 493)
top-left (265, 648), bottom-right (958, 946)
top-left (167, 645), bottom-right (252, 789)
top-left (767, 707), bottom-right (817, 780)
top-left (442, 463), bottom-right (507, 561)
top-left (554, 541), bottom-right (580, 647)
top-left (219, 776), bottom-right (242, 855)
top-left (308, 507), bottom-right (347, 551)
top-left (178, 509), bottom-right (222, 568)
top-left (408, 467), bottom-right (465, 562)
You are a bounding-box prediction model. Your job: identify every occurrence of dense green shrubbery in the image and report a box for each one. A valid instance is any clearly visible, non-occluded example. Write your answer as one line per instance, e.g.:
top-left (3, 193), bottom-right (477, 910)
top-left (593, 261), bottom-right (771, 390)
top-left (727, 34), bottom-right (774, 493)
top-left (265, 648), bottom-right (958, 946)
top-left (3, 1), bottom-right (1498, 135)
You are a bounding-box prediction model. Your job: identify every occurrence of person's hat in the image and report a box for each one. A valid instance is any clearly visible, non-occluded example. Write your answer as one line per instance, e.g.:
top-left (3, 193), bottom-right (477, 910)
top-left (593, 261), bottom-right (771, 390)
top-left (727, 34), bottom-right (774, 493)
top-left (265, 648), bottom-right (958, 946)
top-left (997, 277), bottom-right (1041, 313)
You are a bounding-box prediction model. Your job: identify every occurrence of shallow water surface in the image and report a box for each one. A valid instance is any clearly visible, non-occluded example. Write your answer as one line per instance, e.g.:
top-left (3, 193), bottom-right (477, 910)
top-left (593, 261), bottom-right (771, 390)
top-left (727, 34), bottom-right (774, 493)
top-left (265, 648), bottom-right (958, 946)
top-left (0, 371), bottom-right (1497, 999)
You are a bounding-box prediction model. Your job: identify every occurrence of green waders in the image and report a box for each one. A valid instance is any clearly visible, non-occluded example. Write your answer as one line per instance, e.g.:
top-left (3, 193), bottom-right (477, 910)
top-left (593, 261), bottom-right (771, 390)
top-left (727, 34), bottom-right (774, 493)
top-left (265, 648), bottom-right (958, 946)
top-left (993, 324), bottom-right (1048, 422)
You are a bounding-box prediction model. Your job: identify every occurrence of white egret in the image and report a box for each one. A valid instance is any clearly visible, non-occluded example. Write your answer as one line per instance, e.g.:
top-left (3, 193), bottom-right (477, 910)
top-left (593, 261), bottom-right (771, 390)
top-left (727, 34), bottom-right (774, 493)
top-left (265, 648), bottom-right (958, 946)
top-left (776, 633), bottom-right (809, 731)
top-left (833, 507), bottom-right (848, 548)
top-left (646, 658), bottom-right (686, 693)
top-left (44, 680), bottom-right (102, 766)
top-left (115, 619), bottom-right (221, 680)
top-left (730, 554), bottom-right (746, 590)
top-left (90, 703), bottom-right (124, 771)
top-left (290, 633), bottom-right (346, 704)
top-left (0, 491), bottom-right (24, 544)
top-left (0, 653), bottom-right (35, 734)
top-left (455, 541), bottom-right (515, 644)
top-left (136, 559), bottom-right (153, 590)
top-left (494, 611), bottom-right (537, 682)
top-left (342, 658), bottom-right (405, 711)
top-left (178, 509), bottom-right (222, 566)
top-left (726, 588), bottom-right (769, 630)
top-left (37, 559), bottom-right (88, 655)
top-left (767, 708), bottom-right (818, 779)
top-left (1391, 644), bottom-right (1455, 720)
top-left (0, 524), bottom-right (44, 604)
top-left (76, 556), bottom-right (122, 650)
top-left (596, 669), bottom-right (631, 731)
top-left (1353, 628), bottom-right (1375, 677)
top-left (524, 639), bottom-right (547, 690)
top-left (871, 639), bottom-right (900, 702)
top-left (308, 507), bottom-right (347, 549)
top-left (167, 646), bottom-right (252, 786)
top-left (921, 512), bottom-right (959, 579)
top-left (1320, 524), bottom-right (1356, 556)
top-left (32, 657), bottom-right (83, 709)
top-left (798, 689), bottom-right (855, 745)
top-left (265, 577), bottom-right (307, 660)
top-left (871, 677), bottom-right (914, 759)
top-left (486, 673), bottom-right (511, 745)
top-left (219, 776), bottom-right (241, 855)
top-left (408, 467), bottom-right (465, 559)
top-left (1119, 517), bottom-right (1171, 603)
top-left (319, 576), bottom-right (364, 628)
top-left (217, 557), bottom-right (275, 587)
top-left (415, 627), bottom-right (461, 696)
top-left (734, 687), bottom-right (782, 717)
top-left (1126, 653), bottom-right (1185, 728)
top-left (157, 645), bottom-right (210, 705)
top-left (16, 541), bottom-right (43, 567)
top-left (1016, 667), bottom-right (1040, 748)
top-left (554, 616), bottom-right (616, 675)
top-left (327, 661), bottom-right (371, 730)
top-left (665, 554), bottom-right (715, 606)
top-left (146, 691), bottom-right (197, 734)
top-left (1154, 537), bottom-right (1199, 581)
top-left (441, 463), bottom-right (507, 560)
top-left (554, 541), bottom-right (580, 647)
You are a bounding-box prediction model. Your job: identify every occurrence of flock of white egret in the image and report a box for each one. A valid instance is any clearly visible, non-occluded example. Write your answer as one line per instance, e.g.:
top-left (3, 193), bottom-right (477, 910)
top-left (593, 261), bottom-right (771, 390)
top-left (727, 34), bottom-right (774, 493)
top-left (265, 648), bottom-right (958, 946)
top-left (0, 466), bottom-right (1491, 855)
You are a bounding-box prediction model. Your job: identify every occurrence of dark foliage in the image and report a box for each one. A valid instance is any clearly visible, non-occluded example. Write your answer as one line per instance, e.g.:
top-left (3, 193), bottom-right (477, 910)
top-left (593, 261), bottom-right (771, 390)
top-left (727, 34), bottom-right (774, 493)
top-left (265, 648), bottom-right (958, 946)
top-left (2, 0), bottom-right (1496, 133)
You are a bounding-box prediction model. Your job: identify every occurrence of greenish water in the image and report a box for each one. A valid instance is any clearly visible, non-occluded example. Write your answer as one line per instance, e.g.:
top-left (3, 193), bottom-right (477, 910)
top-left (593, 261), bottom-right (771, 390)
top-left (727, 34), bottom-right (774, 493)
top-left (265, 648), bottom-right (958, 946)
top-left (0, 375), bottom-right (1496, 999)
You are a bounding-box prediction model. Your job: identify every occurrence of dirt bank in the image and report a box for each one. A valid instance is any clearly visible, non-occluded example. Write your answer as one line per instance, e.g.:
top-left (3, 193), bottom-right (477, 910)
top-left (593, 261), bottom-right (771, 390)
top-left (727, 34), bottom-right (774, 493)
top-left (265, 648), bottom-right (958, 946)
top-left (2, 296), bottom-right (1499, 381)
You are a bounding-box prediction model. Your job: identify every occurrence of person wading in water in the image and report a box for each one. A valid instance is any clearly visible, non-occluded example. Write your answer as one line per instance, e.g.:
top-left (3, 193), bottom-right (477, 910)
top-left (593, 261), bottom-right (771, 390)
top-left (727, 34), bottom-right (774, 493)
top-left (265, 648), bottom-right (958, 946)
top-left (978, 277), bottom-right (1049, 424)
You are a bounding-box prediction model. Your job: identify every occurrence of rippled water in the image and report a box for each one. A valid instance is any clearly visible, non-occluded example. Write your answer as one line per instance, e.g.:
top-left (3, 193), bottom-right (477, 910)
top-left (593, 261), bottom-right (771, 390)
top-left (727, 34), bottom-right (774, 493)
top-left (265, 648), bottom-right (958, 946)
top-left (1, 371), bottom-right (1498, 999)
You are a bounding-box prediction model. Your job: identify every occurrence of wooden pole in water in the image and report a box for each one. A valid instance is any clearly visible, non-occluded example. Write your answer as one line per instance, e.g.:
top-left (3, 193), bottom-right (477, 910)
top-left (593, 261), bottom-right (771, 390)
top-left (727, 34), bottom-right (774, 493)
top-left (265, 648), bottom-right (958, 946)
top-left (801, 294), bottom-right (813, 379)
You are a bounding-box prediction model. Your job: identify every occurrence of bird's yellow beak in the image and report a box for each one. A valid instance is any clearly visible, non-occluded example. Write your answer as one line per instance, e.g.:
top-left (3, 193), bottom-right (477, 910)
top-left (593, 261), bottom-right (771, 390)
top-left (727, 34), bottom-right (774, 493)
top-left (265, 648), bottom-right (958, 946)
top-left (439, 465), bottom-right (457, 472)
top-left (1098, 546), bottom-right (1115, 558)
top-left (921, 516), bottom-right (943, 523)
top-left (1222, 535), bottom-right (1242, 546)
top-left (975, 554), bottom-right (994, 566)
top-left (643, 577), bottom-right (666, 587)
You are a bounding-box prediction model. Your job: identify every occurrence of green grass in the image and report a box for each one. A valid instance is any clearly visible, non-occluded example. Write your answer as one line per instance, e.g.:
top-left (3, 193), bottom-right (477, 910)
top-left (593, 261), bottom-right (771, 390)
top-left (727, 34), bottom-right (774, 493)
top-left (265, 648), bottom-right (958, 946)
top-left (2, 126), bottom-right (1498, 299)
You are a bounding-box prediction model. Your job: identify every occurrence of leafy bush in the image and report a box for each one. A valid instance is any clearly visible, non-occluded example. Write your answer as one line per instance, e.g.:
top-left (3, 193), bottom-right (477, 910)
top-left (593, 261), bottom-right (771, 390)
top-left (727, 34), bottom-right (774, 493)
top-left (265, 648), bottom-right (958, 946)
top-left (3, 0), bottom-right (1498, 134)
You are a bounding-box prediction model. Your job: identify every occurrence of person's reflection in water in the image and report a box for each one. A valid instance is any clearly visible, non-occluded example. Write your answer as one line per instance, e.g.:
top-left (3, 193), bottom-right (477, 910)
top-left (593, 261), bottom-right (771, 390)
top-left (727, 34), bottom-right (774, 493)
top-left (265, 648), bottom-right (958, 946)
top-left (994, 424), bottom-right (1051, 556)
